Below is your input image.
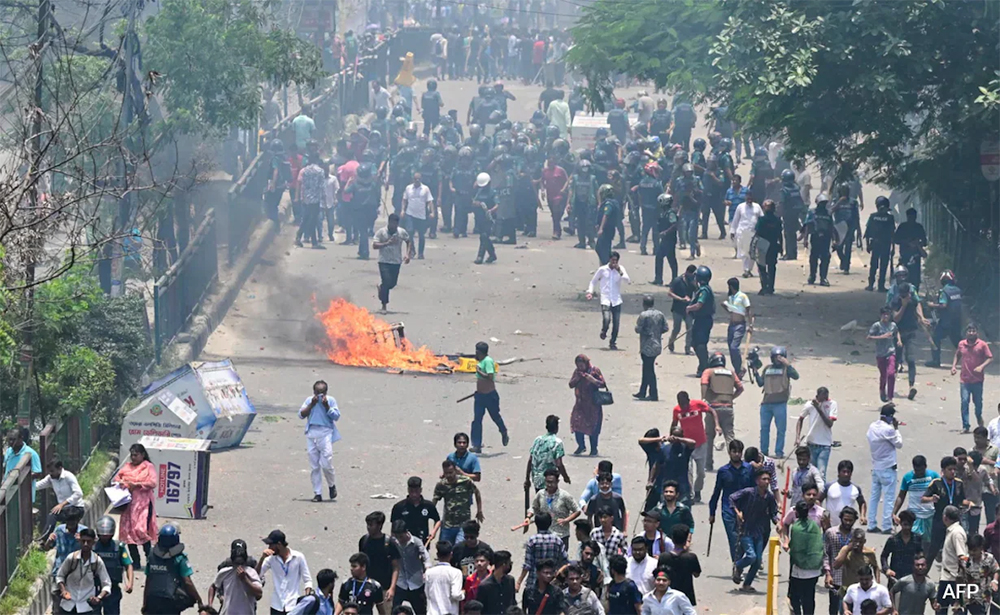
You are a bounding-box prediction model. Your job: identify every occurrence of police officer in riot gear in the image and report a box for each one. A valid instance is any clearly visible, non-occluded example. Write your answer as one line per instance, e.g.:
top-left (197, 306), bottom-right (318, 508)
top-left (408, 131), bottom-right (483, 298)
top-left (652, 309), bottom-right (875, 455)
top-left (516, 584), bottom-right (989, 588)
top-left (779, 169), bottom-right (805, 260)
top-left (94, 516), bottom-right (134, 615)
top-left (886, 265), bottom-right (931, 400)
top-left (893, 207), bottom-right (927, 290)
top-left (142, 524), bottom-right (205, 615)
top-left (801, 193), bottom-right (838, 286)
top-left (450, 147), bottom-right (476, 237)
top-left (831, 182), bottom-right (862, 274)
top-left (569, 160), bottom-right (598, 249)
top-left (595, 183), bottom-right (621, 265)
top-left (701, 352), bottom-right (744, 482)
top-left (754, 199), bottom-right (783, 295)
top-left (686, 265), bottom-right (715, 375)
top-left (649, 99), bottom-right (673, 147)
top-left (652, 192), bottom-right (679, 285)
top-left (864, 195), bottom-right (896, 291)
top-left (345, 162), bottom-right (379, 260)
top-left (755, 347), bottom-right (800, 459)
top-left (926, 270), bottom-right (963, 367)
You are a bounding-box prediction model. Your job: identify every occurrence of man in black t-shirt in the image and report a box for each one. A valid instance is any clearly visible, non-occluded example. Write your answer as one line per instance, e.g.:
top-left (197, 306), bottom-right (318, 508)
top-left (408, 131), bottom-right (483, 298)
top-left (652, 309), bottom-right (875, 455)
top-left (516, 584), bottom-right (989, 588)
top-left (666, 265), bottom-right (696, 355)
top-left (390, 477), bottom-right (441, 542)
top-left (606, 554), bottom-right (643, 615)
top-left (657, 524), bottom-right (701, 605)
top-left (358, 511), bottom-right (401, 602)
top-left (338, 553), bottom-right (385, 615)
top-left (450, 520), bottom-right (492, 577)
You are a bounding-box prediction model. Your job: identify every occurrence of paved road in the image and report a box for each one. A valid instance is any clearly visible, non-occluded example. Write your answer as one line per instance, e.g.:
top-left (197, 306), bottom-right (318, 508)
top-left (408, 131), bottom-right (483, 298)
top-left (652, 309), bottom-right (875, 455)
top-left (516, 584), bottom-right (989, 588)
top-left (115, 75), bottom-right (997, 615)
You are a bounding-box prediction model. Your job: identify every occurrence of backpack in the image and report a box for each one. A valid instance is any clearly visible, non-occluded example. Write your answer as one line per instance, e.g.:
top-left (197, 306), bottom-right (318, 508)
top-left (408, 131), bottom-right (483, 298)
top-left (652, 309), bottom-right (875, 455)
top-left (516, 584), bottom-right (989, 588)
top-left (295, 594), bottom-right (323, 615)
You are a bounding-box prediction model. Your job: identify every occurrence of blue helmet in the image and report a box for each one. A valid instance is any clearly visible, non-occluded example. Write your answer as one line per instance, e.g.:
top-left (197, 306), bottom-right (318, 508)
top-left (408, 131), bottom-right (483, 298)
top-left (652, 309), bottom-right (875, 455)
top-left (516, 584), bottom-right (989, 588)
top-left (158, 523), bottom-right (180, 548)
top-left (595, 127), bottom-right (608, 139)
top-left (695, 265), bottom-right (712, 284)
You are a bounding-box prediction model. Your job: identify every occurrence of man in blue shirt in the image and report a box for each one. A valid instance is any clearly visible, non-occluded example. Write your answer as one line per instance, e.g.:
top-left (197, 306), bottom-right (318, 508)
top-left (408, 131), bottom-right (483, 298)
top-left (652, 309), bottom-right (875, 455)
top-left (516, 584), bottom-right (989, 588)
top-left (46, 508), bottom-right (86, 583)
top-left (299, 380), bottom-right (342, 502)
top-left (446, 432), bottom-right (482, 482)
top-left (725, 175), bottom-right (749, 224)
top-left (708, 439), bottom-right (753, 563)
top-left (4, 428), bottom-right (43, 502)
top-left (578, 460), bottom-right (622, 510)
top-left (290, 568), bottom-right (337, 615)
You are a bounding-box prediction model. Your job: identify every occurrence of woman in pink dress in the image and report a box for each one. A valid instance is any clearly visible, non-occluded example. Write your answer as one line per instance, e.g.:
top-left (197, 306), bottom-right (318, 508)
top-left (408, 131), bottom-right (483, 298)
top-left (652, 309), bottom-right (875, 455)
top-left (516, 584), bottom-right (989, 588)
top-left (569, 354), bottom-right (606, 456)
top-left (116, 443), bottom-right (158, 567)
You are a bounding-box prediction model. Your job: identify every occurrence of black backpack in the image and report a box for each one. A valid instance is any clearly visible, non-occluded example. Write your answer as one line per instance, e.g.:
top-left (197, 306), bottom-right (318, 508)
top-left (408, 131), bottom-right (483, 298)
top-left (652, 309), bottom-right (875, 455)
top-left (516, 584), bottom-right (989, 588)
top-left (295, 594), bottom-right (322, 615)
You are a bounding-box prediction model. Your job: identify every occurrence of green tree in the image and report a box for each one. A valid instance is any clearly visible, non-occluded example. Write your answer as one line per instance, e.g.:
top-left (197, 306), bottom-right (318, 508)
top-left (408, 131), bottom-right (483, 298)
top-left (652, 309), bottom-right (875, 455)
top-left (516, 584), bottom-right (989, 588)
top-left (144, 0), bottom-right (324, 137)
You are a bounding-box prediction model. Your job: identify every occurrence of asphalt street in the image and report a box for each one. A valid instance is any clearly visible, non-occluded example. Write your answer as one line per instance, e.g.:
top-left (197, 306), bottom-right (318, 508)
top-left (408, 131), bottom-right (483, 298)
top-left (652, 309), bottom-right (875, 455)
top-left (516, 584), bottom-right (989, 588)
top-left (115, 76), bottom-right (998, 615)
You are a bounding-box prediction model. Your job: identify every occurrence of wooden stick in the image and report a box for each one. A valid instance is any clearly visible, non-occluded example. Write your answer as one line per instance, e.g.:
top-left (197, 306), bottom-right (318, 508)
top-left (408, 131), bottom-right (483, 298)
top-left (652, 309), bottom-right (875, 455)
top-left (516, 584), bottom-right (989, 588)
top-left (455, 392), bottom-right (476, 404)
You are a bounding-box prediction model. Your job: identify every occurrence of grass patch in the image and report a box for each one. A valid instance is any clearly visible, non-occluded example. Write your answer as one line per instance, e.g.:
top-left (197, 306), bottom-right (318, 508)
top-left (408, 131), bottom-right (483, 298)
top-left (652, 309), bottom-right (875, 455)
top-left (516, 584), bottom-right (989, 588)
top-left (260, 415), bottom-right (282, 423)
top-left (78, 448), bottom-right (112, 496)
top-left (0, 547), bottom-right (49, 615)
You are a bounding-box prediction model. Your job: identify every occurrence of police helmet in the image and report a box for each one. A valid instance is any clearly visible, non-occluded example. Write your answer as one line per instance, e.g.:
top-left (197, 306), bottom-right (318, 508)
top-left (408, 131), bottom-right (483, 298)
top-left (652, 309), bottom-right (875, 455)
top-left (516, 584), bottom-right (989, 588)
top-left (576, 160), bottom-right (591, 172)
top-left (708, 352), bottom-right (727, 368)
top-left (593, 149), bottom-right (610, 165)
top-left (781, 169), bottom-right (795, 183)
top-left (836, 183), bottom-right (851, 198)
top-left (478, 85), bottom-right (491, 97)
top-left (875, 195), bottom-right (890, 210)
top-left (458, 146), bottom-right (474, 159)
top-left (440, 115), bottom-right (454, 128)
top-left (815, 193), bottom-right (830, 206)
top-left (553, 138), bottom-right (569, 155)
top-left (770, 346), bottom-right (787, 361)
top-left (940, 269), bottom-right (955, 284)
top-left (492, 144), bottom-right (509, 158)
top-left (695, 265), bottom-right (712, 284)
top-left (894, 265), bottom-right (909, 281)
top-left (369, 129), bottom-right (382, 142)
top-left (598, 184), bottom-right (615, 201)
top-left (498, 119), bottom-right (513, 131)
top-left (595, 127), bottom-right (608, 139)
top-left (394, 116), bottom-right (407, 130)
top-left (476, 172), bottom-right (490, 187)
top-left (442, 144), bottom-right (458, 158)
top-left (96, 516), bottom-right (116, 536)
top-left (545, 125), bottom-right (560, 140)
top-left (682, 163), bottom-right (694, 174)
top-left (516, 133), bottom-right (530, 145)
top-left (392, 103), bottom-right (407, 118)
top-left (625, 140), bottom-right (639, 153)
top-left (356, 162), bottom-right (376, 181)
top-left (579, 150), bottom-right (593, 163)
top-left (693, 137), bottom-right (706, 151)
top-left (158, 523), bottom-right (181, 548)
top-left (375, 106), bottom-right (388, 119)
top-left (657, 193), bottom-right (673, 208)
top-left (469, 124), bottom-right (482, 139)
top-left (718, 138), bottom-right (732, 152)
top-left (427, 79), bottom-right (438, 91)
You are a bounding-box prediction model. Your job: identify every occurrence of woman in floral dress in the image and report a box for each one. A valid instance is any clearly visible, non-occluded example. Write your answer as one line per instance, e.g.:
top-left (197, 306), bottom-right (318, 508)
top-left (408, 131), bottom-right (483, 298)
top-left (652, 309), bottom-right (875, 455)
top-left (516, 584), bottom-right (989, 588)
top-left (569, 354), bottom-right (606, 456)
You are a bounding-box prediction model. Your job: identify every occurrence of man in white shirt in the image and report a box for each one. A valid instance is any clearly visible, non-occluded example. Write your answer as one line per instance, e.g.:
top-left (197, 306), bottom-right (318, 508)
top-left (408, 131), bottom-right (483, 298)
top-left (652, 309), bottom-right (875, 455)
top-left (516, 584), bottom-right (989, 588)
top-left (37, 456), bottom-right (85, 541)
top-left (866, 404), bottom-right (903, 534)
top-left (424, 541), bottom-right (464, 615)
top-left (987, 404), bottom-right (1000, 448)
top-left (937, 505), bottom-right (969, 613)
top-left (627, 537), bottom-right (657, 595)
top-left (842, 564), bottom-right (891, 615)
top-left (322, 165), bottom-right (340, 242)
top-left (793, 160), bottom-right (812, 206)
top-left (56, 528), bottom-right (112, 614)
top-left (300, 380), bottom-right (341, 502)
top-left (729, 197), bottom-right (762, 276)
top-left (546, 91), bottom-right (571, 139)
top-left (257, 529), bottom-right (314, 613)
top-left (586, 251), bottom-right (630, 350)
top-left (794, 387), bottom-right (838, 481)
top-left (401, 172), bottom-right (433, 260)
top-left (640, 567), bottom-right (696, 615)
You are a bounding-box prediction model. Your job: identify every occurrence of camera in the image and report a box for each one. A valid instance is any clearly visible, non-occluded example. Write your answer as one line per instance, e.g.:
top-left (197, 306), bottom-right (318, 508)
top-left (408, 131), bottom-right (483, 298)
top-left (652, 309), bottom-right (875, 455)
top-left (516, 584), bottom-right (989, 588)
top-left (747, 346), bottom-right (764, 387)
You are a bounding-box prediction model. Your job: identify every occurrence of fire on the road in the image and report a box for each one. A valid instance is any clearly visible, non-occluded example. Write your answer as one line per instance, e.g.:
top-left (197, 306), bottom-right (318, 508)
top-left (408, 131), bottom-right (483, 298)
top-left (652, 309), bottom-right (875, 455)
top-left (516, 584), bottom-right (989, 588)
top-left (316, 298), bottom-right (458, 373)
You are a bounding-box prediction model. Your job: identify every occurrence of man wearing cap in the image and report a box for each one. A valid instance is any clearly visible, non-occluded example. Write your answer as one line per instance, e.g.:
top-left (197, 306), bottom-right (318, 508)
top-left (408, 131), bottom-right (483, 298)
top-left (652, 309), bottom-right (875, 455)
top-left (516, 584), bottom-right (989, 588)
top-left (300, 380), bottom-right (341, 502)
top-left (209, 539), bottom-right (263, 615)
top-left (257, 530), bottom-right (314, 614)
top-left (93, 516), bottom-right (134, 615)
top-left (866, 404), bottom-right (903, 534)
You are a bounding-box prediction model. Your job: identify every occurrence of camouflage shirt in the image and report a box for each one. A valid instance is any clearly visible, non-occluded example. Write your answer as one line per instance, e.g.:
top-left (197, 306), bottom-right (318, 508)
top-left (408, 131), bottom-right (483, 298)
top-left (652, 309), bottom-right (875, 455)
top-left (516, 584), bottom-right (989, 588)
top-left (433, 476), bottom-right (476, 528)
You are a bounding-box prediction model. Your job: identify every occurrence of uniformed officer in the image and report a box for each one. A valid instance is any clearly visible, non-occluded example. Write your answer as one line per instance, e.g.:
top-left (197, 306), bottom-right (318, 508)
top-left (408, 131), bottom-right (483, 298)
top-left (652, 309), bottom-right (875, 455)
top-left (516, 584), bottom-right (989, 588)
top-left (450, 147), bottom-right (476, 237)
top-left (864, 195), bottom-right (897, 291)
top-left (830, 183), bottom-right (862, 274)
top-left (893, 208), bottom-right (928, 290)
top-left (569, 160), bottom-right (598, 249)
top-left (701, 352), bottom-right (744, 479)
top-left (652, 193), bottom-right (679, 285)
top-left (94, 516), bottom-right (134, 615)
top-left (636, 162), bottom-right (662, 255)
top-left (686, 265), bottom-right (715, 375)
top-left (754, 199), bottom-right (783, 295)
top-left (778, 170), bottom-right (805, 261)
top-left (142, 524), bottom-right (205, 615)
top-left (926, 270), bottom-right (963, 368)
top-left (756, 347), bottom-right (800, 459)
top-left (345, 163), bottom-right (379, 260)
top-left (801, 193), bottom-right (838, 286)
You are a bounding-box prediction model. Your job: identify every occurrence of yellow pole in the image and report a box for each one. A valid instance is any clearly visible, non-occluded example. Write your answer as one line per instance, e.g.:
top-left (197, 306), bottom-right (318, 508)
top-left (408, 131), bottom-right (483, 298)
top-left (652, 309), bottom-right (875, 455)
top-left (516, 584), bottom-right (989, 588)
top-left (766, 535), bottom-right (780, 615)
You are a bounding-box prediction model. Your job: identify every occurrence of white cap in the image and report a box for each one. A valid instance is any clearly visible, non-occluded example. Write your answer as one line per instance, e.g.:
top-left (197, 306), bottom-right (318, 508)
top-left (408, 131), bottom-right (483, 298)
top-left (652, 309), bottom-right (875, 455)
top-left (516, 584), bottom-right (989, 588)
top-left (476, 173), bottom-right (490, 187)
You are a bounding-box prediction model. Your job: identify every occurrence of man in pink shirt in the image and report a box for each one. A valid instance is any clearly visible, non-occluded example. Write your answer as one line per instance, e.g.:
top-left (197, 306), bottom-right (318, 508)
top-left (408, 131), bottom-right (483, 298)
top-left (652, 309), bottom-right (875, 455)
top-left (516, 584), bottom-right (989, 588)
top-left (952, 323), bottom-right (994, 433)
top-left (541, 156), bottom-right (568, 240)
top-left (337, 155), bottom-right (359, 243)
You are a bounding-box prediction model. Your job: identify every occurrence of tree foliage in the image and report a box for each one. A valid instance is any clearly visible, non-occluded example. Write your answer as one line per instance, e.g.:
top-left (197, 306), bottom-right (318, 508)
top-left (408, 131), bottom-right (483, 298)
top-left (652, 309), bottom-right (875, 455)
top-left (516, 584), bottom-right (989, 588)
top-left (144, 0), bottom-right (324, 137)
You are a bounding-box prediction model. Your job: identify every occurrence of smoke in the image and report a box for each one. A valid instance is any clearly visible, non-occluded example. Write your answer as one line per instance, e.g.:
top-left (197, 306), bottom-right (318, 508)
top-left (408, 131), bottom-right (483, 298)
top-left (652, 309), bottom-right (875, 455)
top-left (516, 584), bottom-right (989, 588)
top-left (259, 270), bottom-right (351, 350)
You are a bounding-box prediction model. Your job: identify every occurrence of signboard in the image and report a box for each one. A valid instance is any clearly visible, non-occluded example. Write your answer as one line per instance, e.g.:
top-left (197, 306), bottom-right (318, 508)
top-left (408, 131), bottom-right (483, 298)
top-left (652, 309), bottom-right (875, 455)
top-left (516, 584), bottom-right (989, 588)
top-left (981, 137), bottom-right (1000, 182)
top-left (139, 436), bottom-right (211, 520)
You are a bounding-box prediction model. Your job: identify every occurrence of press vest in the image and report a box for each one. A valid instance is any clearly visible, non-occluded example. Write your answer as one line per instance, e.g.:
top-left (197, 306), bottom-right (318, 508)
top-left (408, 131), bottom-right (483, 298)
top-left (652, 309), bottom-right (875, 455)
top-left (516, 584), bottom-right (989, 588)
top-left (706, 368), bottom-right (736, 405)
top-left (762, 365), bottom-right (791, 404)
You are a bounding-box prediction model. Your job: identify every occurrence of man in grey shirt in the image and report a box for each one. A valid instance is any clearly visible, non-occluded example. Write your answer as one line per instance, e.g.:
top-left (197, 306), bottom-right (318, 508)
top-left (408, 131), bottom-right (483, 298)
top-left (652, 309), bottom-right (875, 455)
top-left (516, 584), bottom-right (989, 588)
top-left (634, 294), bottom-right (669, 402)
top-left (391, 520), bottom-right (430, 614)
top-left (373, 213), bottom-right (413, 312)
top-left (889, 553), bottom-right (937, 614)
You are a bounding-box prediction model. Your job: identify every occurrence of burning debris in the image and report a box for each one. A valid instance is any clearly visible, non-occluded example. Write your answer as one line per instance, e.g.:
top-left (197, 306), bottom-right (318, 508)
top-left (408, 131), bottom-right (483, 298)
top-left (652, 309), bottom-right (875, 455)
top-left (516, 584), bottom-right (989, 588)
top-left (316, 299), bottom-right (460, 374)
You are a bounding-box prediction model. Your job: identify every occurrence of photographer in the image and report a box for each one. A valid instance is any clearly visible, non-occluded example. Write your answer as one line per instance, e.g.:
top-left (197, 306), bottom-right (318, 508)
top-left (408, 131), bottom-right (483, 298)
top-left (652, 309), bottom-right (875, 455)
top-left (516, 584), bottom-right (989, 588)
top-left (866, 404), bottom-right (903, 535)
top-left (756, 347), bottom-right (800, 460)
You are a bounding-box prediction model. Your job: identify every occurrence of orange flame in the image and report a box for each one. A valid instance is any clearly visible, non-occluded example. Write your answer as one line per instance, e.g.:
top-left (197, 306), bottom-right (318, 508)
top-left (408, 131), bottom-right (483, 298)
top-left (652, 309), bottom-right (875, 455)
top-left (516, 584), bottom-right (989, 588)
top-left (316, 298), bottom-right (458, 373)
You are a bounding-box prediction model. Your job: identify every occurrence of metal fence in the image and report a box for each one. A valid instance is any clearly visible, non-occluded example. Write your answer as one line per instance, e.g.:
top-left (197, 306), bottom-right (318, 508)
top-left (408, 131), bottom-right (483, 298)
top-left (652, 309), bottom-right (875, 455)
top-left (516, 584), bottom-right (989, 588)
top-left (0, 414), bottom-right (99, 597)
top-left (153, 210), bottom-right (219, 363)
top-left (911, 194), bottom-right (1000, 339)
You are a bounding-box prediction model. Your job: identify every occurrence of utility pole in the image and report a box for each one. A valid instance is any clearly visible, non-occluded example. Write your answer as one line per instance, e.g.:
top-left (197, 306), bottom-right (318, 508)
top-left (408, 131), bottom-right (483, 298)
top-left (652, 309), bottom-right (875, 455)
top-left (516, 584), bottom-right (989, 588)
top-left (110, 0), bottom-right (142, 296)
top-left (17, 0), bottom-right (51, 428)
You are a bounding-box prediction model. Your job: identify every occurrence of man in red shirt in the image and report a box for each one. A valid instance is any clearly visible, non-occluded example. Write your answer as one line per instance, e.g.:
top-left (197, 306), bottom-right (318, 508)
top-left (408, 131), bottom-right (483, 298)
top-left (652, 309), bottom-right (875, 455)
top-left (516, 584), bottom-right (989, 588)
top-left (952, 323), bottom-right (994, 432)
top-left (337, 154), bottom-right (359, 244)
top-left (541, 156), bottom-right (569, 240)
top-left (670, 391), bottom-right (722, 503)
top-left (532, 36), bottom-right (546, 82)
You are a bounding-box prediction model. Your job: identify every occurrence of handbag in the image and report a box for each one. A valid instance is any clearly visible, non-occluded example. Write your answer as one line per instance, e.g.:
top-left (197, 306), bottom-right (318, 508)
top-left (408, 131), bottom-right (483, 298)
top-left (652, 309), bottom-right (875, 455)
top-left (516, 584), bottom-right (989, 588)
top-left (592, 383), bottom-right (614, 406)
